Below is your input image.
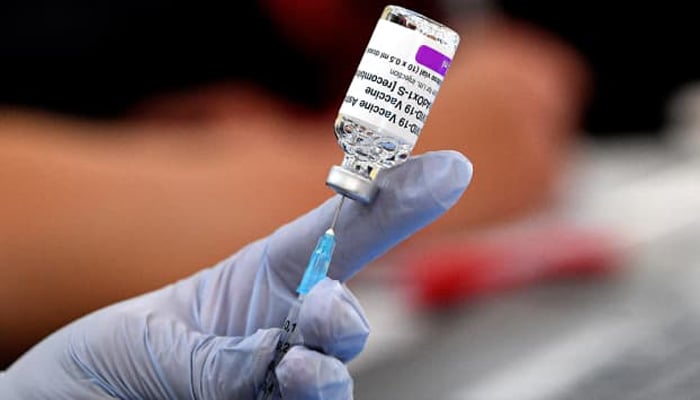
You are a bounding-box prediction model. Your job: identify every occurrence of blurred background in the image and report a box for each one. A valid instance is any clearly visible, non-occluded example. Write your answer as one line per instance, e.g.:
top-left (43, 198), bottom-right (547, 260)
top-left (2, 0), bottom-right (700, 397)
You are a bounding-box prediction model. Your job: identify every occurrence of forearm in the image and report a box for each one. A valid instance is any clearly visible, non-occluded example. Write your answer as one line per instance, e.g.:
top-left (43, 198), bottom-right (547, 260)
top-left (0, 109), bottom-right (337, 366)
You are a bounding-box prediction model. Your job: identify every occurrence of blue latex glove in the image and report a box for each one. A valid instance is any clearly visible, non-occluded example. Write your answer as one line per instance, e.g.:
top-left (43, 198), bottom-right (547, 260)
top-left (1, 150), bottom-right (472, 399)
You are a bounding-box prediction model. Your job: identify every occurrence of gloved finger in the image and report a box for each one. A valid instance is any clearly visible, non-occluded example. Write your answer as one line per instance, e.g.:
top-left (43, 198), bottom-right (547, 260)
top-left (299, 278), bottom-right (369, 362)
top-left (276, 346), bottom-right (353, 400)
top-left (266, 150), bottom-right (472, 288)
top-left (149, 326), bottom-right (282, 399)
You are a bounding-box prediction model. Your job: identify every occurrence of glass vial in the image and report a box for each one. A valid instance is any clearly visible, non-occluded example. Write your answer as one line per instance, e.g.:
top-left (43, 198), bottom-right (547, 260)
top-left (326, 4), bottom-right (460, 203)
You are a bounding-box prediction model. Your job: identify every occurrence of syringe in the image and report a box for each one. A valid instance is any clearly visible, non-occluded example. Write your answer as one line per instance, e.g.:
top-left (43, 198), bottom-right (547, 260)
top-left (256, 4), bottom-right (460, 396)
top-left (257, 196), bottom-right (346, 400)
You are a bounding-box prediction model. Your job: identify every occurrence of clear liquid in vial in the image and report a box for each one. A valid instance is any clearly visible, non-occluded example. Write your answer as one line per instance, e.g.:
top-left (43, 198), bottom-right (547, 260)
top-left (334, 114), bottom-right (414, 178)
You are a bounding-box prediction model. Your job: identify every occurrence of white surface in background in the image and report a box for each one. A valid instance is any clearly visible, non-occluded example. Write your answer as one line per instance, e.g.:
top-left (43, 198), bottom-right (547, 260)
top-left (448, 141), bottom-right (700, 399)
top-left (451, 317), bottom-right (645, 400)
top-left (571, 159), bottom-right (700, 248)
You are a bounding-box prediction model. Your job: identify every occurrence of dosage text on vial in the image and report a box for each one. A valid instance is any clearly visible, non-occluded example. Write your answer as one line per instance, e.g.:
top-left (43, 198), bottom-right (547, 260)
top-left (342, 47), bottom-right (445, 135)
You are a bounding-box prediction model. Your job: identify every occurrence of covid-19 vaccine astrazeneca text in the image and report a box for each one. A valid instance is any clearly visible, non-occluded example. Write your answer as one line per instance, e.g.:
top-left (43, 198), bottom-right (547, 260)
top-left (326, 4), bottom-right (460, 203)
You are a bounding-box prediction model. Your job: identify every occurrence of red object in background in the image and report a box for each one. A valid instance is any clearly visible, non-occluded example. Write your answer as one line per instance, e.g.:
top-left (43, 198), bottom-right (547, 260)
top-left (400, 225), bottom-right (626, 310)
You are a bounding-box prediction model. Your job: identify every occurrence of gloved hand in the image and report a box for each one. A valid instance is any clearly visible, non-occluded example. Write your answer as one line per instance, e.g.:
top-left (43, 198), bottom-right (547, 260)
top-left (1, 150), bottom-right (472, 399)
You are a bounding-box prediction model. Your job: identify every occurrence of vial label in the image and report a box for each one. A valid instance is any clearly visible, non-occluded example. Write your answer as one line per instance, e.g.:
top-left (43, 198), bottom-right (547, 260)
top-left (339, 19), bottom-right (456, 145)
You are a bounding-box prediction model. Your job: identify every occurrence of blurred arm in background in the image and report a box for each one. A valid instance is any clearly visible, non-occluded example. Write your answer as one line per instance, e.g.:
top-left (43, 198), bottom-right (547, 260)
top-left (0, 0), bottom-right (590, 366)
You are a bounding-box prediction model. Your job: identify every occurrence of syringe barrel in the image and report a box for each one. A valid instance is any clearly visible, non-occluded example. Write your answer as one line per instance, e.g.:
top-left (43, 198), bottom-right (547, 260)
top-left (257, 296), bottom-right (304, 400)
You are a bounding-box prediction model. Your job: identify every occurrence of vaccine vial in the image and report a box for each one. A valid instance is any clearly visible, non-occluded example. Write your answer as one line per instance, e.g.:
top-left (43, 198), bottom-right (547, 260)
top-left (326, 4), bottom-right (460, 203)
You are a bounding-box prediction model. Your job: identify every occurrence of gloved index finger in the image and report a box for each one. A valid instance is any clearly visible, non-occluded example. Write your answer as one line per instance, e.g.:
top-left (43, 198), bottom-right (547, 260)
top-left (265, 150), bottom-right (472, 290)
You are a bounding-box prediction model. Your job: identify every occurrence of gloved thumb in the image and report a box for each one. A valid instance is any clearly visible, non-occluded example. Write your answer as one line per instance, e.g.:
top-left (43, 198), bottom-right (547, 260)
top-left (265, 150), bottom-right (473, 289)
